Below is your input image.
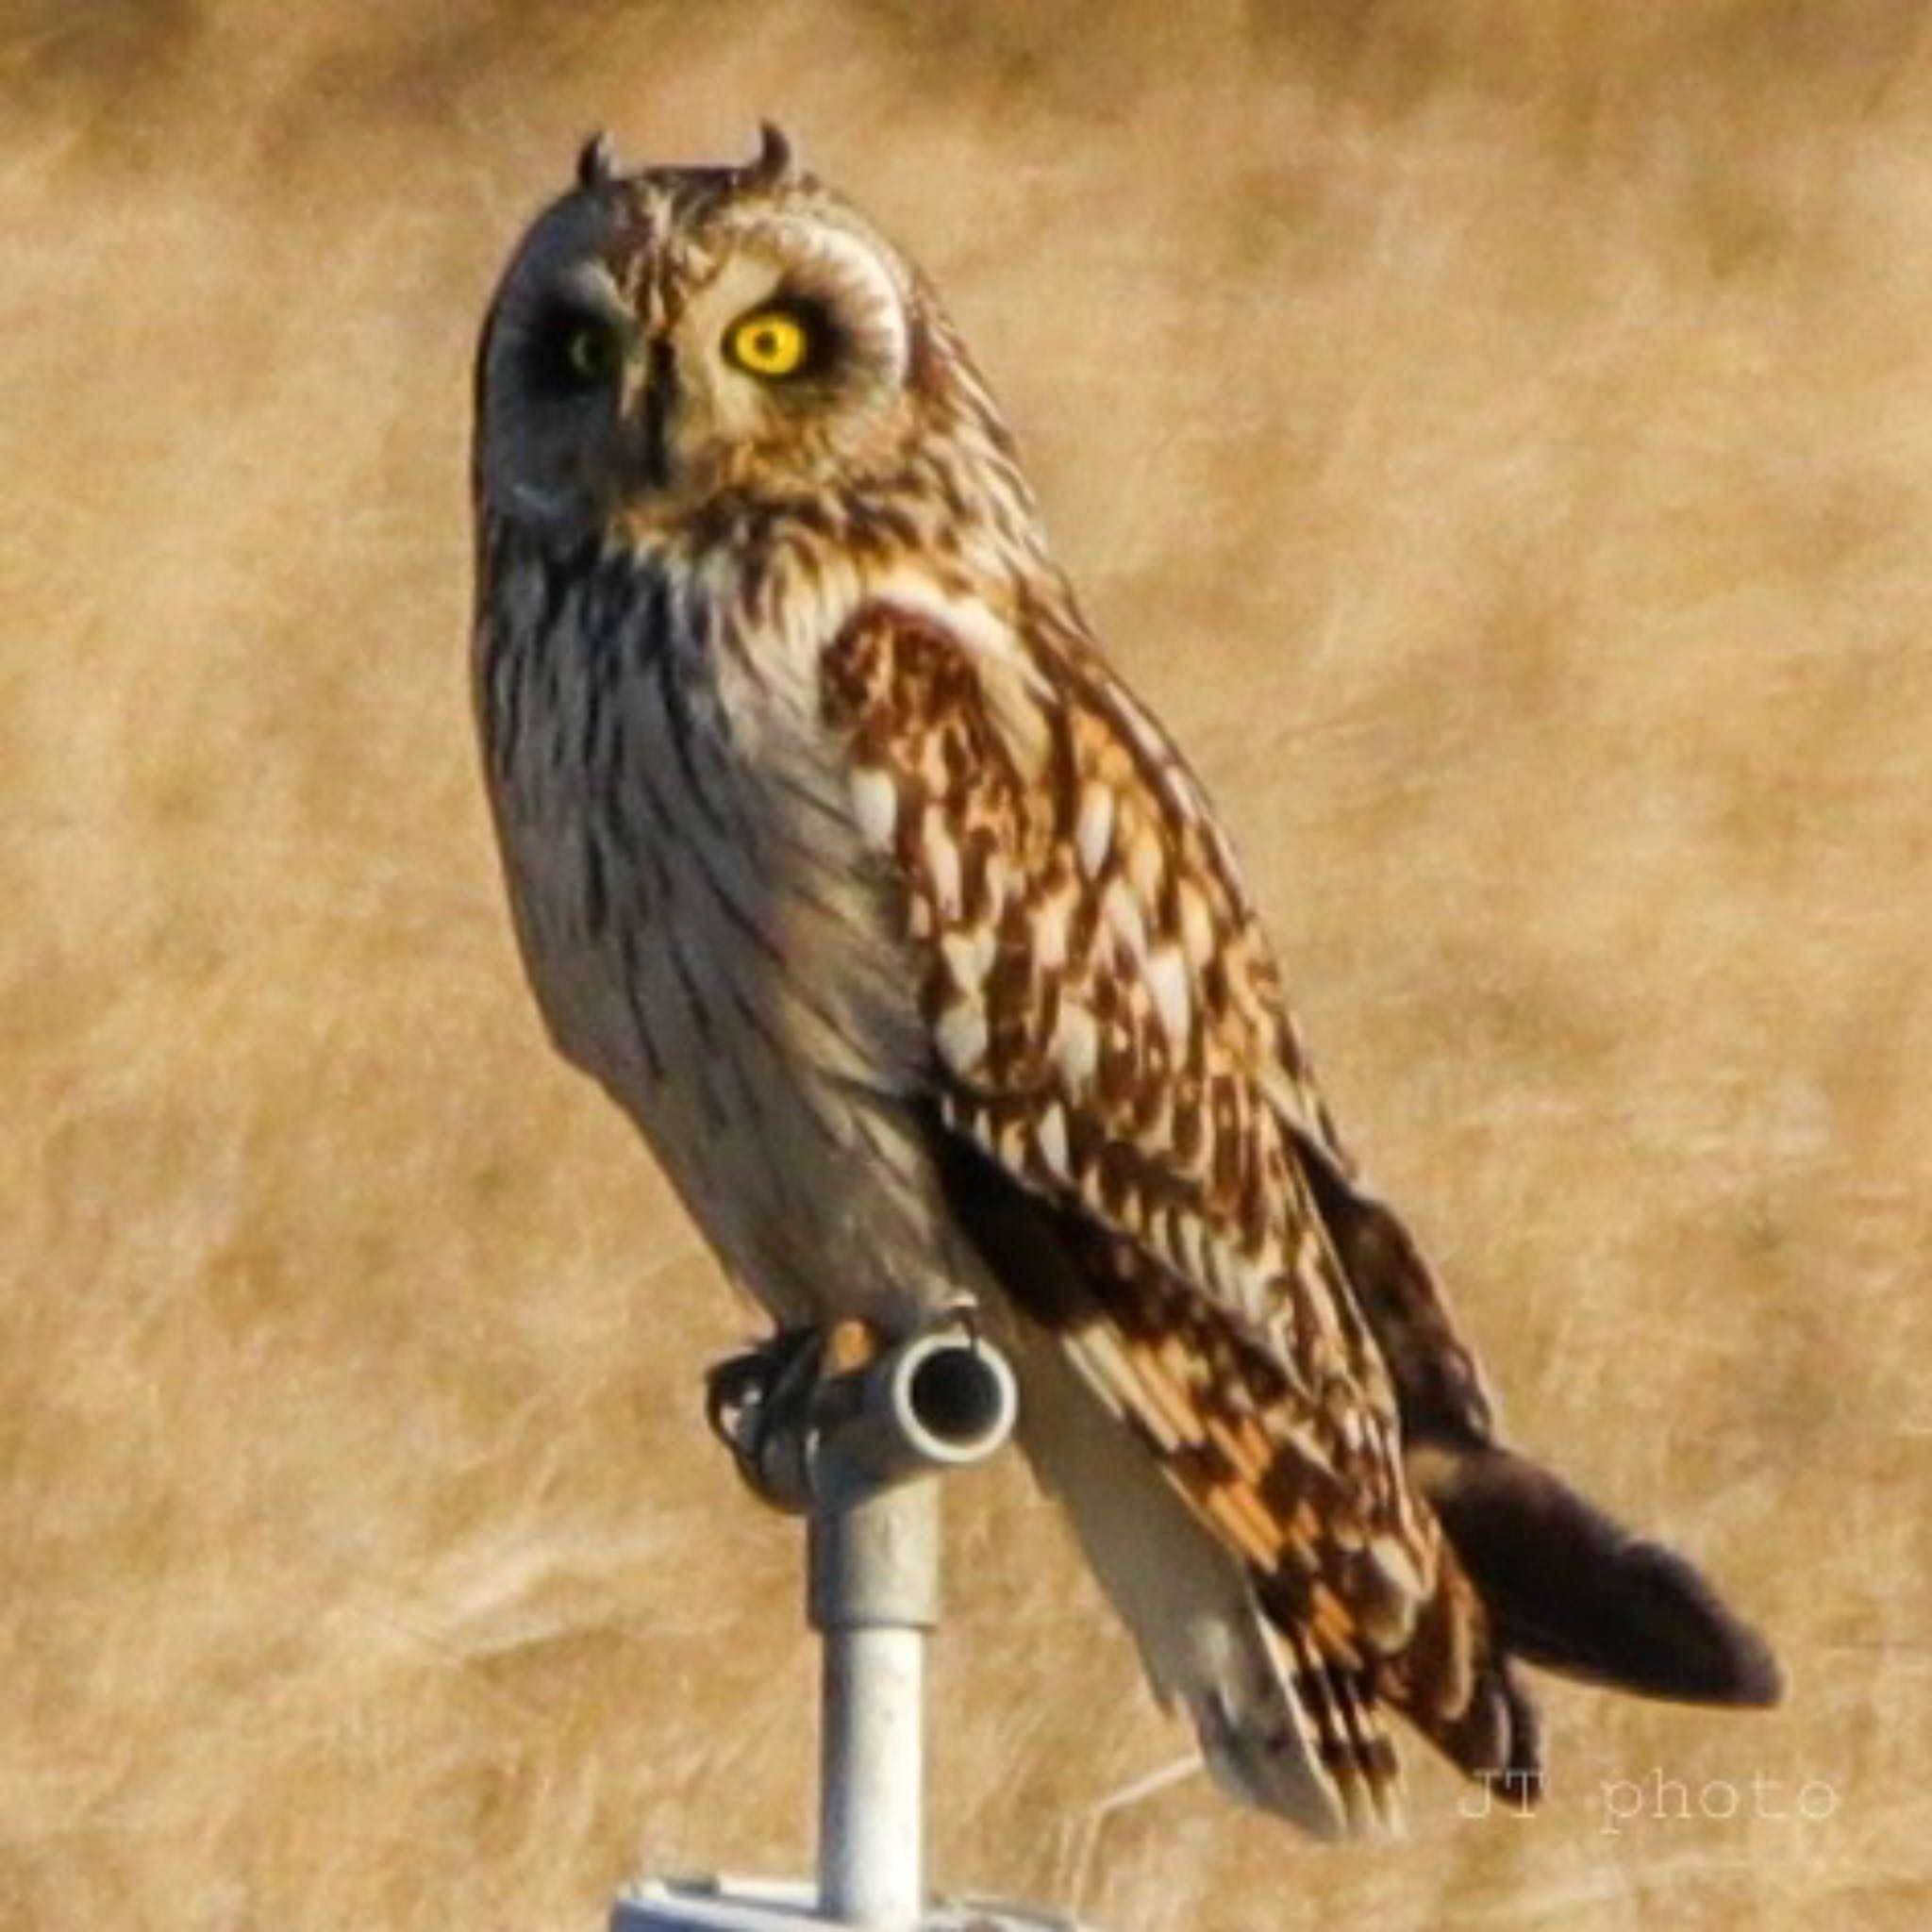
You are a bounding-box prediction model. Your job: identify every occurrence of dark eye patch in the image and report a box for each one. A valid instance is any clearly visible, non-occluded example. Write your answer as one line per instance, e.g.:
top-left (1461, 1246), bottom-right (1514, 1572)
top-left (522, 298), bottom-right (626, 398)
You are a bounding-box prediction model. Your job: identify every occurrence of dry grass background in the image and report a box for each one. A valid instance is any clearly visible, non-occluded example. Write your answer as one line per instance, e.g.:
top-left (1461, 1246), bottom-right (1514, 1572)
top-left (4, 2), bottom-right (1930, 1926)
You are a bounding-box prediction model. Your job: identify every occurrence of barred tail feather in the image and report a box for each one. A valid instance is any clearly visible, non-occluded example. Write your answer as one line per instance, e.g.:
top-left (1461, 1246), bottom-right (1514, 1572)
top-left (1271, 1625), bottom-right (1406, 1838)
top-left (1371, 1542), bottom-right (1543, 1809)
top-left (1194, 1616), bottom-right (1404, 1841)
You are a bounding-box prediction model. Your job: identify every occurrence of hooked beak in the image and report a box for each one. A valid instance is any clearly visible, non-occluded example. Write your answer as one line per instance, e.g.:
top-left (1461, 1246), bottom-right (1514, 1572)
top-left (622, 336), bottom-right (679, 494)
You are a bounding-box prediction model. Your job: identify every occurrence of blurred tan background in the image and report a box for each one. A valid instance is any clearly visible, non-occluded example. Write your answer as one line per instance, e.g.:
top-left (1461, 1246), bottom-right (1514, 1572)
top-left (4, 3), bottom-right (1929, 1927)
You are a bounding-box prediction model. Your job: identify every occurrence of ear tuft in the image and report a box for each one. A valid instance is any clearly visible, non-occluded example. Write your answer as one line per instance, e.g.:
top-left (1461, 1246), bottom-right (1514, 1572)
top-left (746, 121), bottom-right (796, 187)
top-left (576, 131), bottom-right (618, 192)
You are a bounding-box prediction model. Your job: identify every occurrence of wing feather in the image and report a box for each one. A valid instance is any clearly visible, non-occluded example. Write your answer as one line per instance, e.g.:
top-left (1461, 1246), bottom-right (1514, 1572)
top-left (821, 595), bottom-right (1534, 1815)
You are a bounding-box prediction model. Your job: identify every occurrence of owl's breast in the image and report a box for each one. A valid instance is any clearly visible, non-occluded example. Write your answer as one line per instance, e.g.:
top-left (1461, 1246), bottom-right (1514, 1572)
top-left (475, 540), bottom-right (967, 1329)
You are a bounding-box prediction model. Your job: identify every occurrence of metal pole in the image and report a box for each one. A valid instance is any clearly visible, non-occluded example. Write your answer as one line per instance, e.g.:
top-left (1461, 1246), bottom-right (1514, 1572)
top-left (807, 1327), bottom-right (1015, 1928)
top-left (616, 1324), bottom-right (1091, 1932)
top-left (810, 1478), bottom-right (937, 1927)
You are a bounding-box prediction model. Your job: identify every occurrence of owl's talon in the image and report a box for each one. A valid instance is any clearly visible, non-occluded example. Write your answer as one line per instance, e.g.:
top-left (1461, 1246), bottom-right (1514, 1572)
top-left (934, 1296), bottom-right (986, 1355)
top-left (703, 1350), bottom-right (772, 1459)
top-left (704, 1327), bottom-right (829, 1510)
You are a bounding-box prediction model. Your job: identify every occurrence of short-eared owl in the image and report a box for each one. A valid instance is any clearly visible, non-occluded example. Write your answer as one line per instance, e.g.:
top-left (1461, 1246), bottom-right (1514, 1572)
top-left (472, 127), bottom-right (1776, 1837)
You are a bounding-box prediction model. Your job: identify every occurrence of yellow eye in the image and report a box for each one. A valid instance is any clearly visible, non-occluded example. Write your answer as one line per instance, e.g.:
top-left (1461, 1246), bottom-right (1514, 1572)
top-left (726, 308), bottom-right (811, 378)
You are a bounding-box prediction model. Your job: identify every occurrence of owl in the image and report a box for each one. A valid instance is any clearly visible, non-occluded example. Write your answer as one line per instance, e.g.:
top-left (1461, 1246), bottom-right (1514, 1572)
top-left (471, 126), bottom-right (1777, 1838)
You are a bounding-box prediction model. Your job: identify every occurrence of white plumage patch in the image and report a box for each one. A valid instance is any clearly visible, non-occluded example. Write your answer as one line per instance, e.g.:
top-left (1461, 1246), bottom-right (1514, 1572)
top-left (935, 998), bottom-right (990, 1076)
top-left (1036, 1103), bottom-right (1072, 1182)
top-left (918, 808), bottom-right (963, 918)
top-left (1176, 878), bottom-right (1217, 967)
top-left (1052, 999), bottom-right (1101, 1086)
top-left (1146, 941), bottom-right (1192, 1048)
top-left (1075, 780), bottom-right (1115, 877)
top-left (850, 765), bottom-right (898, 849)
top-left (941, 925), bottom-right (996, 994)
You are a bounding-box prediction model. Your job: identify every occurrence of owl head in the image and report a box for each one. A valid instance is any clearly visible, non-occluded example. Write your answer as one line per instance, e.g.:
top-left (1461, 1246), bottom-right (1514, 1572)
top-left (475, 126), bottom-right (1008, 550)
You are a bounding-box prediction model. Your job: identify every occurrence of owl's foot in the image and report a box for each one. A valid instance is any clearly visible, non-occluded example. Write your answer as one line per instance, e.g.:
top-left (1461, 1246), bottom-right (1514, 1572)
top-left (704, 1308), bottom-right (1007, 1509)
top-left (705, 1321), bottom-right (882, 1512)
top-left (936, 1293), bottom-right (986, 1356)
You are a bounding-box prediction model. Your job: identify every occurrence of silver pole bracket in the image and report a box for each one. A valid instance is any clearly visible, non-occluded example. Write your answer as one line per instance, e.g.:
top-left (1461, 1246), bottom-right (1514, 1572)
top-left (705, 1320), bottom-right (1019, 1519)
